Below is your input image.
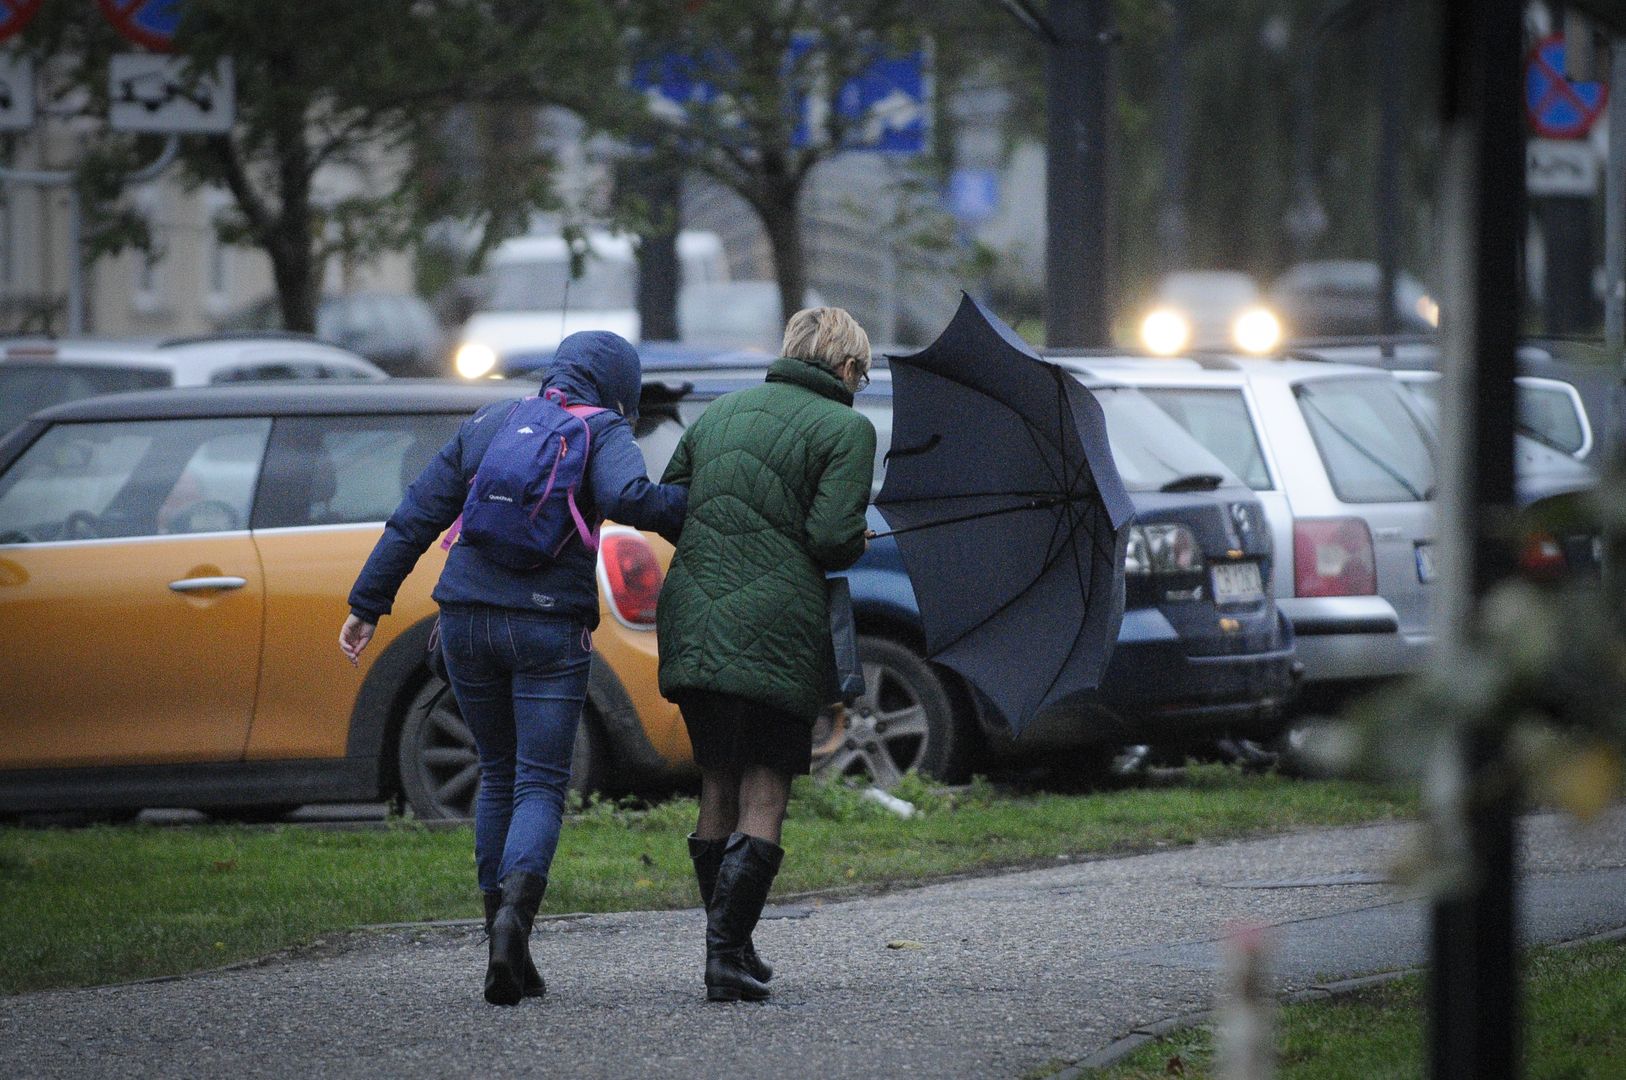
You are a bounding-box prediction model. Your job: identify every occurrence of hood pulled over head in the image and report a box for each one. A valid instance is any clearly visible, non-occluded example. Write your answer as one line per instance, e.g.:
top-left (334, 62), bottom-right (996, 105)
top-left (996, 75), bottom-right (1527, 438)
top-left (541, 330), bottom-right (642, 421)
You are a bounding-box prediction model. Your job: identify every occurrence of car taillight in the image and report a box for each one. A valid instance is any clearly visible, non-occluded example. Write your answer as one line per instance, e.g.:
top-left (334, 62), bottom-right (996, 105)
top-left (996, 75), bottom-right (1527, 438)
top-left (599, 529), bottom-right (664, 628)
top-left (1124, 524), bottom-right (1205, 576)
top-left (1519, 531), bottom-right (1567, 580)
top-left (1294, 517), bottom-right (1376, 597)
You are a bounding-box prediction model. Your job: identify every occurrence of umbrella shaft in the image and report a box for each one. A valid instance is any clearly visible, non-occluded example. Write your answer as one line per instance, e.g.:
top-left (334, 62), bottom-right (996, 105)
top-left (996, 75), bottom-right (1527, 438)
top-left (868, 497), bottom-right (1073, 539)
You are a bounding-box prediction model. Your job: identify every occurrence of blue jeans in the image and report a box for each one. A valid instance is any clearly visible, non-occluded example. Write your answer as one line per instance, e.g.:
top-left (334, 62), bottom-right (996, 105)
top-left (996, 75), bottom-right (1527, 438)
top-left (438, 607), bottom-right (592, 892)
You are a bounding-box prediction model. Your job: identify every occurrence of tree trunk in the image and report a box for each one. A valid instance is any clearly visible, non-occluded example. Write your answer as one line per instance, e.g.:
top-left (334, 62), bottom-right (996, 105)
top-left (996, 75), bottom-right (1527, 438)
top-left (270, 227), bottom-right (320, 333)
top-left (760, 178), bottom-right (808, 331)
top-left (622, 158), bottom-right (683, 342)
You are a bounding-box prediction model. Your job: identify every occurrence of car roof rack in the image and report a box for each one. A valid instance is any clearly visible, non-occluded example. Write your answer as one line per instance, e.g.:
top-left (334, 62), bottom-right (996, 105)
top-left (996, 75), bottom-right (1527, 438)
top-left (157, 330), bottom-right (326, 348)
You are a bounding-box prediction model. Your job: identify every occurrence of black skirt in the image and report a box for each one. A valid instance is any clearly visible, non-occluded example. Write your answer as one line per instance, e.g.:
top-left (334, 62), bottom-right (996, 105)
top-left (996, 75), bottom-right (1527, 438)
top-left (674, 689), bottom-right (816, 777)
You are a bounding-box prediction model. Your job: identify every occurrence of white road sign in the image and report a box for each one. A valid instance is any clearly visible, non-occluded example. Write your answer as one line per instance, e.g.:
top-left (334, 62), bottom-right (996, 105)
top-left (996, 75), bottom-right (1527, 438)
top-left (109, 55), bottom-right (234, 135)
top-left (0, 53), bottom-right (34, 132)
top-left (1527, 138), bottom-right (1599, 196)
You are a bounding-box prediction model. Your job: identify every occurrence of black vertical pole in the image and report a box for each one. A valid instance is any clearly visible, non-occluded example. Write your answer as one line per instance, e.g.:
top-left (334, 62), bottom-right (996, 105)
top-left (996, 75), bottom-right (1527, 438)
top-left (1158, 0), bottom-right (1188, 271)
top-left (1376, 0), bottom-right (1403, 338)
top-left (1431, 0), bottom-right (1522, 1077)
top-left (1046, 0), bottom-right (1114, 348)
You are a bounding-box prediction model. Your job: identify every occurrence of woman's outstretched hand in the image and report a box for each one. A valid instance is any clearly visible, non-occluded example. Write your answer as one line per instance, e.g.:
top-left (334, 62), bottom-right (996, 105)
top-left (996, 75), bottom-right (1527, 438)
top-left (339, 614), bottom-right (376, 667)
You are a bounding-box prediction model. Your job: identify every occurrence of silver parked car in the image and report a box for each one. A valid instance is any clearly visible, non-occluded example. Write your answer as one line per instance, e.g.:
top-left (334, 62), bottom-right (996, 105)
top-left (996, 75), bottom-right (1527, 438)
top-left (0, 333), bottom-right (387, 438)
top-left (1052, 354), bottom-right (1436, 709)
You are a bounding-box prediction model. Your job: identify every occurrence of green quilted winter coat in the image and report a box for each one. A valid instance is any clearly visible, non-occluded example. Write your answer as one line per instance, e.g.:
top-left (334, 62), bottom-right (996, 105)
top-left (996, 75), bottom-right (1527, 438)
top-left (657, 356), bottom-right (877, 721)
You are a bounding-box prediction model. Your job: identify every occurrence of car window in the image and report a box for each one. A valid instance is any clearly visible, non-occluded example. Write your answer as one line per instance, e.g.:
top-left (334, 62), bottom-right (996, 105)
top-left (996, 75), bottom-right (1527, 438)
top-left (1139, 388), bottom-right (1272, 490)
top-left (0, 364), bottom-right (171, 436)
top-left (211, 362), bottom-right (326, 382)
top-left (1295, 377), bottom-right (1436, 503)
top-left (487, 256), bottom-right (636, 312)
top-left (1088, 386), bottom-right (1242, 492)
top-left (317, 363), bottom-right (382, 381)
top-left (1515, 381), bottom-right (1586, 455)
top-left (253, 414), bottom-right (465, 528)
top-left (0, 418), bottom-right (269, 543)
top-left (634, 397), bottom-right (895, 497)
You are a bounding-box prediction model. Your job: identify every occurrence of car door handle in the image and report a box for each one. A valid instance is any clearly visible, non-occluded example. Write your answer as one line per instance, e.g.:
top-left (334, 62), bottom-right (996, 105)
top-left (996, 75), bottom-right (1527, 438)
top-left (169, 576), bottom-right (248, 593)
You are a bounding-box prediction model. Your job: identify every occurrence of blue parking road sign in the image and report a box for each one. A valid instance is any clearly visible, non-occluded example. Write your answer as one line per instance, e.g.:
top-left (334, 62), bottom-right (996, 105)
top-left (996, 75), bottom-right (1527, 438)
top-left (635, 40), bottom-right (929, 156)
top-left (1525, 34), bottom-right (1608, 139)
top-left (832, 49), bottom-right (930, 154)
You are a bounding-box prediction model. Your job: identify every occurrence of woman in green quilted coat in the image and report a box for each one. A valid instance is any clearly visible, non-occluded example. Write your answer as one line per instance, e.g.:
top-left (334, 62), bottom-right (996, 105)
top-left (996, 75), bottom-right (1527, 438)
top-left (658, 306), bottom-right (876, 1002)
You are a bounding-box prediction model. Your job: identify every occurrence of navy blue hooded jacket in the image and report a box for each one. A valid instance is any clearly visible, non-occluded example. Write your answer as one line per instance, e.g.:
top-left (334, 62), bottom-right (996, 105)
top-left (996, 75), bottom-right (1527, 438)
top-left (348, 331), bottom-right (686, 628)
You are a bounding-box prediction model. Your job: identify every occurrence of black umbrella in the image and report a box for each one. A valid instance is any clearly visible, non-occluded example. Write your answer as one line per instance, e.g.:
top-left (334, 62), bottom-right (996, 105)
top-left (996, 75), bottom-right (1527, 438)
top-left (873, 295), bottom-right (1134, 735)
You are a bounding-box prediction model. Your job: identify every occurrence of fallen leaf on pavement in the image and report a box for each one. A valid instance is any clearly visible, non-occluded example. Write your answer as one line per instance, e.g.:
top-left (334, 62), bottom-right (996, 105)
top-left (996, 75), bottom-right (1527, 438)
top-left (886, 940), bottom-right (925, 950)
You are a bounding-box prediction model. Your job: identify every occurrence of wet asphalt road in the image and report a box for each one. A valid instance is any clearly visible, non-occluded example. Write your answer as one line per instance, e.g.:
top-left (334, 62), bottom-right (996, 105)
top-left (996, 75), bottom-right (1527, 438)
top-left (4, 807), bottom-right (1624, 1079)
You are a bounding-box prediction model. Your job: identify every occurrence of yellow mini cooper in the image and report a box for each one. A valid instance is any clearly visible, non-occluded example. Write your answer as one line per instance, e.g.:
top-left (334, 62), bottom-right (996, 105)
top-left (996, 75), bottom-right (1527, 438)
top-left (0, 381), bottom-right (692, 820)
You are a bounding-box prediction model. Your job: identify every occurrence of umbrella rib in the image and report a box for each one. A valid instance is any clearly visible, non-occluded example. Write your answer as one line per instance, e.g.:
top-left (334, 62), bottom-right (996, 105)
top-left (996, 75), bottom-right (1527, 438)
top-left (925, 502), bottom-right (1081, 659)
top-left (900, 361), bottom-right (1075, 475)
top-left (1037, 514), bottom-right (1100, 708)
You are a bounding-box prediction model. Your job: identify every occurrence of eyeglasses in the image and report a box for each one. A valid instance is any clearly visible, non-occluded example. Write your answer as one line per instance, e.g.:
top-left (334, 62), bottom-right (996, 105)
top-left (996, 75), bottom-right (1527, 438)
top-left (847, 359), bottom-right (870, 391)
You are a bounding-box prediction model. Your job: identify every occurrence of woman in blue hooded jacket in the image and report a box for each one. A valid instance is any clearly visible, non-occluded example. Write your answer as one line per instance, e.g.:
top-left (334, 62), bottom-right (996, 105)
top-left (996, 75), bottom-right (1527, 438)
top-left (340, 331), bottom-right (685, 1006)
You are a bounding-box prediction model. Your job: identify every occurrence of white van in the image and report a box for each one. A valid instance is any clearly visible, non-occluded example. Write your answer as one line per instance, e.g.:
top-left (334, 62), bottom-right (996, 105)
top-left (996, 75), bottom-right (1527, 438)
top-left (455, 230), bottom-right (727, 377)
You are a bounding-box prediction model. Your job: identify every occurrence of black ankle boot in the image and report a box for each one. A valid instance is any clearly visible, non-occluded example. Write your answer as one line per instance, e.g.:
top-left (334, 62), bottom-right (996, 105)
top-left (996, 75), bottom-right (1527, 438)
top-left (688, 833), bottom-right (773, 984)
top-left (486, 872), bottom-right (547, 1006)
top-left (482, 890), bottom-right (544, 999)
top-left (704, 833), bottom-right (784, 1002)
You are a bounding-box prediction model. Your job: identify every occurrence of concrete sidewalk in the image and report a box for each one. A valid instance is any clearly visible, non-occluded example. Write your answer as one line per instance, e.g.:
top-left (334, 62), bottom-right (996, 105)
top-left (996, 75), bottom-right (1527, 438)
top-left (4, 807), bottom-right (1624, 1079)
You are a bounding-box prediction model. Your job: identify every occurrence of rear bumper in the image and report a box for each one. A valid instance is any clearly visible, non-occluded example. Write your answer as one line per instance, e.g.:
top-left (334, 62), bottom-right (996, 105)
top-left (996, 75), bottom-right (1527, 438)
top-left (1011, 608), bottom-right (1300, 748)
top-left (1277, 596), bottom-right (1433, 683)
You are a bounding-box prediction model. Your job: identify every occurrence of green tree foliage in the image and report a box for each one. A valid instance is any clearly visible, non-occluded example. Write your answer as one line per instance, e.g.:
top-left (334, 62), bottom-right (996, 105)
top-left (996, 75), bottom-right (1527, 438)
top-left (620, 0), bottom-right (973, 323)
top-left (22, 1), bottom-right (618, 332)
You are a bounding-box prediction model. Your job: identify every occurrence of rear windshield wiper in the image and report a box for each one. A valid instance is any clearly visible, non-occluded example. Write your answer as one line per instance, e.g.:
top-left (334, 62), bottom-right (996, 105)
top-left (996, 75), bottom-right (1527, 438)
top-left (1159, 473), bottom-right (1226, 493)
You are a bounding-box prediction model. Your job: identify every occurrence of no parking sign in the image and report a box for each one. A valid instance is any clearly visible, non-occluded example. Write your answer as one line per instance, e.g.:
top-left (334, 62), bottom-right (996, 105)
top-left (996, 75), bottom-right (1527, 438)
top-left (0, 0), bottom-right (43, 44)
top-left (1525, 34), bottom-right (1609, 139)
top-left (97, 0), bottom-right (182, 52)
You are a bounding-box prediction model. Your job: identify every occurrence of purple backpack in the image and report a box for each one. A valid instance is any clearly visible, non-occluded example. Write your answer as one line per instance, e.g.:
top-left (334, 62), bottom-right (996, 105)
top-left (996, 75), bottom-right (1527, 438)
top-left (442, 388), bottom-right (605, 569)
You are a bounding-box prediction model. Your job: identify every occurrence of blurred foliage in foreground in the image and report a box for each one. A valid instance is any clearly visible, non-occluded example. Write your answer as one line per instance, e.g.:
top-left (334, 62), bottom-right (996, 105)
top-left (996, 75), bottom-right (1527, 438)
top-left (1320, 466), bottom-right (1626, 895)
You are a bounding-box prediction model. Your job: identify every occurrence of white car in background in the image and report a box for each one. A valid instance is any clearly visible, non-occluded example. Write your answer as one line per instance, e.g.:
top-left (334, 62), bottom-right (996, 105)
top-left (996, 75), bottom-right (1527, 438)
top-left (455, 229), bottom-right (728, 378)
top-left (1053, 354), bottom-right (1436, 710)
top-left (0, 333), bottom-right (386, 438)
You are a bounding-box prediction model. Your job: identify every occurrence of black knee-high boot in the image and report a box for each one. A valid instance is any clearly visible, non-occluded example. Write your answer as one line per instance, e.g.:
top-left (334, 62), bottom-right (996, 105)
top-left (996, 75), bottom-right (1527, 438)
top-left (704, 833), bottom-right (784, 1002)
top-left (482, 890), bottom-right (545, 999)
top-left (485, 871), bottom-right (547, 1006)
top-left (688, 833), bottom-right (773, 983)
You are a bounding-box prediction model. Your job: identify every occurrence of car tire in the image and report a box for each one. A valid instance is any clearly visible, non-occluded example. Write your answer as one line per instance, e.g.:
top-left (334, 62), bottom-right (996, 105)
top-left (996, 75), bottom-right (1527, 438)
top-left (397, 679), bottom-right (480, 820)
top-left (568, 706), bottom-right (614, 798)
top-left (812, 635), bottom-right (976, 787)
top-left (397, 679), bottom-right (617, 819)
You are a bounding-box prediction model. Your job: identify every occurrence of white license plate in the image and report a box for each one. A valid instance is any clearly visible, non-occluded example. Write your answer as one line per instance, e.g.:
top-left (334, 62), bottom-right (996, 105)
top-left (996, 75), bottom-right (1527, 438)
top-left (1416, 542), bottom-right (1436, 583)
top-left (1211, 561), bottom-right (1263, 604)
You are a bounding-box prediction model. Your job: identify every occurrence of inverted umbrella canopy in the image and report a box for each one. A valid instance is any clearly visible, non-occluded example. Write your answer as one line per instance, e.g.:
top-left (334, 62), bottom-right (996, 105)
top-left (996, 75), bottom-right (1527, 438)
top-left (875, 294), bottom-right (1134, 734)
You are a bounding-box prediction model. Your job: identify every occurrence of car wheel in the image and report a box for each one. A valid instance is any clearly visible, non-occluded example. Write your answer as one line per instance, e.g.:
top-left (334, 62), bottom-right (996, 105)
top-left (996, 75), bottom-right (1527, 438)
top-left (812, 635), bottom-right (975, 787)
top-left (569, 706), bottom-right (614, 797)
top-left (397, 679), bottom-right (617, 818)
top-left (397, 679), bottom-right (480, 820)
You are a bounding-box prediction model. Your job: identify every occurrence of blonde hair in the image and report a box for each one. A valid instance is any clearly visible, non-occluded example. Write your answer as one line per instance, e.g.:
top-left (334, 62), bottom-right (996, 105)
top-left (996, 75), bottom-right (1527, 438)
top-left (781, 306), bottom-right (871, 378)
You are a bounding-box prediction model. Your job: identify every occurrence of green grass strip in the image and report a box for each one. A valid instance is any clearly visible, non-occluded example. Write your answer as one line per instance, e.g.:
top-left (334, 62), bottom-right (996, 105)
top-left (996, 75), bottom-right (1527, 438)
top-left (0, 767), bottom-right (1413, 995)
top-left (1087, 939), bottom-right (1626, 1079)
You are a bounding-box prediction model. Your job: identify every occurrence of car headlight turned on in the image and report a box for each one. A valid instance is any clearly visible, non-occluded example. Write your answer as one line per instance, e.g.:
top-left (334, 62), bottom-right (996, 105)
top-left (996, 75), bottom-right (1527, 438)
top-left (454, 341), bottom-right (498, 380)
top-left (1232, 307), bottom-right (1283, 354)
top-left (1140, 308), bottom-right (1192, 356)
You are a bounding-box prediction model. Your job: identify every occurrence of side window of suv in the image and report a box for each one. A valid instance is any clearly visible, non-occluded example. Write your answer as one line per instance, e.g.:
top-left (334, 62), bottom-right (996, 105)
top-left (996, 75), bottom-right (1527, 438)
top-left (0, 418), bottom-right (270, 544)
top-left (252, 414), bottom-right (465, 529)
